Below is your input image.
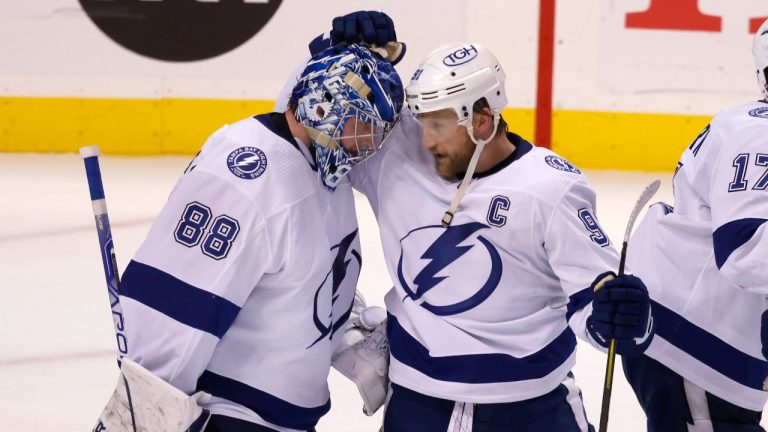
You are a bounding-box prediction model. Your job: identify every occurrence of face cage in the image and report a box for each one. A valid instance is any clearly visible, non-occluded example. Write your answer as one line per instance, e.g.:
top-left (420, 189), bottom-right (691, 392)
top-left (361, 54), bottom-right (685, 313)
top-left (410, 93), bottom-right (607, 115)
top-left (761, 66), bottom-right (768, 98)
top-left (329, 103), bottom-right (395, 163)
top-left (316, 104), bottom-right (396, 188)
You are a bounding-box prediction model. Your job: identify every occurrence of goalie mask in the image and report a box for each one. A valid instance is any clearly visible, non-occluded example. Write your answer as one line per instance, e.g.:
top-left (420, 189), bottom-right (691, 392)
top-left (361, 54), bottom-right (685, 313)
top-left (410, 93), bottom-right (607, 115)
top-left (292, 44), bottom-right (404, 188)
top-left (754, 18), bottom-right (768, 100)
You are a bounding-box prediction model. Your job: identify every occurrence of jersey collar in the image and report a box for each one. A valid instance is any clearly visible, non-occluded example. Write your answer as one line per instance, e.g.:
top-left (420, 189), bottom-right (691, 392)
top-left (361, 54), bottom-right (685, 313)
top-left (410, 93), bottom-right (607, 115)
top-left (254, 112), bottom-right (317, 170)
top-left (471, 132), bottom-right (533, 179)
top-left (254, 112), bottom-right (295, 146)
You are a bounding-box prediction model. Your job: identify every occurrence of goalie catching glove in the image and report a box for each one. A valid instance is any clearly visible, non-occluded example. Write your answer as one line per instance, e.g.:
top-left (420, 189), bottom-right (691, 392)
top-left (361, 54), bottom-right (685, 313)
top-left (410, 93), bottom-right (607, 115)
top-left (332, 292), bottom-right (389, 415)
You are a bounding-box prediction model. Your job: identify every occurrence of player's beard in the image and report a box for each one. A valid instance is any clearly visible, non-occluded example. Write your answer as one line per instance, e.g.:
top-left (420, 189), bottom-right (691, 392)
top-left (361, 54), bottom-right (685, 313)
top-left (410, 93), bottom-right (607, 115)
top-left (433, 137), bottom-right (475, 181)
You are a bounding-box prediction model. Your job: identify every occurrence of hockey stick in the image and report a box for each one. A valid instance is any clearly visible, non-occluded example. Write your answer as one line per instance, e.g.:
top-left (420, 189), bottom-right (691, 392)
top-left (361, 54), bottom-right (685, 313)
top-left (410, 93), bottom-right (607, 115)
top-left (597, 179), bottom-right (660, 432)
top-left (81, 146), bottom-right (139, 432)
top-left (80, 145), bottom-right (129, 363)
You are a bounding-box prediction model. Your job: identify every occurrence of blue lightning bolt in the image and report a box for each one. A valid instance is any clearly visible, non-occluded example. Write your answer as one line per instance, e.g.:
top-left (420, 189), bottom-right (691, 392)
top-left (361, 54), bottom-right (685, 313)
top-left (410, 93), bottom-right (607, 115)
top-left (412, 222), bottom-right (487, 299)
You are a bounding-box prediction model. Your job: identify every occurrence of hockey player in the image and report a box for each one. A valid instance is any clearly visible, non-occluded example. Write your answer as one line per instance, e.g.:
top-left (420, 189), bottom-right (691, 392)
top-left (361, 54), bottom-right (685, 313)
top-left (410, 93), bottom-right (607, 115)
top-left (358, 42), bottom-right (654, 432)
top-left (93, 44), bottom-right (403, 432)
top-left (621, 18), bottom-right (768, 432)
top-left (288, 12), bottom-right (658, 431)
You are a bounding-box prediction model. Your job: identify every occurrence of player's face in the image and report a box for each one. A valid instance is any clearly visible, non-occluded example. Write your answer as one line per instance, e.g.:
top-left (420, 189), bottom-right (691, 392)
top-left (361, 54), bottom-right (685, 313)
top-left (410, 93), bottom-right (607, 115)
top-left (339, 117), bottom-right (375, 155)
top-left (416, 109), bottom-right (474, 180)
top-left (338, 114), bottom-right (392, 163)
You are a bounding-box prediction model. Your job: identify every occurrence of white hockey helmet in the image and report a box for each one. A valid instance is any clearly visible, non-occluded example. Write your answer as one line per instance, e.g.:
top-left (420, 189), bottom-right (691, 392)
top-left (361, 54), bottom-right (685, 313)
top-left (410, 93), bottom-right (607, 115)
top-left (754, 18), bottom-right (768, 99)
top-left (406, 43), bottom-right (507, 133)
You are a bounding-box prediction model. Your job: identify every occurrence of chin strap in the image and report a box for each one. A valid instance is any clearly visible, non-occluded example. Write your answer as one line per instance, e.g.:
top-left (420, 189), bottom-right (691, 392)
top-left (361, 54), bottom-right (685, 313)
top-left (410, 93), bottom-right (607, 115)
top-left (442, 114), bottom-right (500, 227)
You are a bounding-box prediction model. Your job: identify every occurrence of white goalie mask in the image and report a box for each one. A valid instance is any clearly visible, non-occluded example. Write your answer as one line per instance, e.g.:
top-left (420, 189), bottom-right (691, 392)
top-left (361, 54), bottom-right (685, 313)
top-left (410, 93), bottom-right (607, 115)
top-left (754, 18), bottom-right (768, 100)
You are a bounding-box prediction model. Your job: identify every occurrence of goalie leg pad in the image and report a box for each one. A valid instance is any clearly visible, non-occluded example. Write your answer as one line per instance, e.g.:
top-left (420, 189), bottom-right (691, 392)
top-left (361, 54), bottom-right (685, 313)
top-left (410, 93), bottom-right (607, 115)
top-left (94, 358), bottom-right (211, 432)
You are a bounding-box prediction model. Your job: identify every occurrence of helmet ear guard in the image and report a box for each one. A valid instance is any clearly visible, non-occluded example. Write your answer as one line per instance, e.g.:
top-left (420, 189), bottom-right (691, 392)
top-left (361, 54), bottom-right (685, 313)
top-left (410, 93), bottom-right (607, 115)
top-left (291, 44), bottom-right (404, 188)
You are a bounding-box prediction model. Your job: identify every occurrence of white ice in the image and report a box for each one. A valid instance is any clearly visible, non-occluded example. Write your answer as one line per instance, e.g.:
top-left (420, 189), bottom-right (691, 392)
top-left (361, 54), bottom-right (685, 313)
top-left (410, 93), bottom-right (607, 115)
top-left (0, 153), bottom-right (765, 431)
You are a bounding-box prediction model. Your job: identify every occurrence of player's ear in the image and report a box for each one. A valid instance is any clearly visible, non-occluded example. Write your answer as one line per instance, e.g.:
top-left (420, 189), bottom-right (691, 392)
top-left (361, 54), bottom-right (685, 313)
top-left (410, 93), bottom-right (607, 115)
top-left (473, 107), bottom-right (494, 139)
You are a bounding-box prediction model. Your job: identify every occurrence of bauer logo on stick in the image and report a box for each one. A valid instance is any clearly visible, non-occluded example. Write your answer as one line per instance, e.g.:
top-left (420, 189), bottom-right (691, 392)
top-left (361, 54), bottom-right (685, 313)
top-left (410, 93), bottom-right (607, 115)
top-left (227, 147), bottom-right (268, 180)
top-left (79, 0), bottom-right (283, 61)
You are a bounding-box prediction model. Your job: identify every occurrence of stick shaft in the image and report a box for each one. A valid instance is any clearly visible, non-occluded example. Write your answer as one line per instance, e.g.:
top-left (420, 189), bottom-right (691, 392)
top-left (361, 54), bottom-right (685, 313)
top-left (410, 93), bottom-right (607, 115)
top-left (598, 339), bottom-right (617, 431)
top-left (80, 146), bottom-right (128, 362)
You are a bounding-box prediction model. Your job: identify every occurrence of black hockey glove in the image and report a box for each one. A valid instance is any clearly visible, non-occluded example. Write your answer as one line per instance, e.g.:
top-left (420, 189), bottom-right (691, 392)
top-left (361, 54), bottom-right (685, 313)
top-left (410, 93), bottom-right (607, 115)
top-left (309, 10), bottom-right (406, 65)
top-left (587, 272), bottom-right (654, 357)
top-left (761, 309), bottom-right (768, 360)
top-left (331, 10), bottom-right (397, 48)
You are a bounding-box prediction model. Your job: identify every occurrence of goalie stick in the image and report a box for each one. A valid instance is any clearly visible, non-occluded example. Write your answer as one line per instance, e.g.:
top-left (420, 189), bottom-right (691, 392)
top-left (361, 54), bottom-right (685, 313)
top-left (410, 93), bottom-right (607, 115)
top-left (597, 179), bottom-right (660, 432)
top-left (80, 145), bottom-right (128, 362)
top-left (80, 145), bottom-right (137, 431)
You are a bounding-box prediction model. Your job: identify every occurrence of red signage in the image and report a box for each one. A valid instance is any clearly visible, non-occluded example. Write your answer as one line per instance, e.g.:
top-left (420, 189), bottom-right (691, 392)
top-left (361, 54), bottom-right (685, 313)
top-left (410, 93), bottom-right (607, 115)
top-left (625, 0), bottom-right (764, 34)
top-left (751, 17), bottom-right (768, 33)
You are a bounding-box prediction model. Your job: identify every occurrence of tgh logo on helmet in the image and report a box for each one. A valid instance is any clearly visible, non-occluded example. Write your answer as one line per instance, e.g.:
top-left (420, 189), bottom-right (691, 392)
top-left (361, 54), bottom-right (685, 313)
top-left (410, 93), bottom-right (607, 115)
top-left (442, 45), bottom-right (479, 67)
top-left (79, 0), bottom-right (283, 62)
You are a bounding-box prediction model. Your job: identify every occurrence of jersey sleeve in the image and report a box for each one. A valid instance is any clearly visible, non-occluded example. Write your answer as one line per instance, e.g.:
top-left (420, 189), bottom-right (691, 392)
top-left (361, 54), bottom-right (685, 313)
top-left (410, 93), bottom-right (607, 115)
top-left (120, 168), bottom-right (275, 395)
top-left (543, 178), bottom-right (620, 349)
top-left (708, 121), bottom-right (768, 293)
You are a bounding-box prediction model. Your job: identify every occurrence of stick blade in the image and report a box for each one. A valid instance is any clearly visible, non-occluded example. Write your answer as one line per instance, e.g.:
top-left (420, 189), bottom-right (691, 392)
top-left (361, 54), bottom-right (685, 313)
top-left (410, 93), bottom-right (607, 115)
top-left (623, 179), bottom-right (661, 242)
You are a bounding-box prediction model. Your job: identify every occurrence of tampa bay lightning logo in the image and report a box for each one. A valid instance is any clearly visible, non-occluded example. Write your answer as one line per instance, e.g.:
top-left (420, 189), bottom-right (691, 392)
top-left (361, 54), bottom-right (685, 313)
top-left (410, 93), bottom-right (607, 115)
top-left (748, 107), bottom-right (768, 119)
top-left (227, 147), bottom-right (267, 180)
top-left (397, 222), bottom-right (502, 316)
top-left (545, 155), bottom-right (581, 174)
top-left (307, 230), bottom-right (361, 348)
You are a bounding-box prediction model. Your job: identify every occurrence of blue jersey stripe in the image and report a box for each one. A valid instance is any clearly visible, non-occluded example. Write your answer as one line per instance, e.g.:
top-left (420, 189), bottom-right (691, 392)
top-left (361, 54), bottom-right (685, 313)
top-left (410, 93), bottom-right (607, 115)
top-left (387, 314), bottom-right (576, 384)
top-left (713, 218), bottom-right (766, 269)
top-left (566, 286), bottom-right (594, 321)
top-left (197, 370), bottom-right (330, 430)
top-left (652, 300), bottom-right (768, 390)
top-left (120, 260), bottom-right (240, 338)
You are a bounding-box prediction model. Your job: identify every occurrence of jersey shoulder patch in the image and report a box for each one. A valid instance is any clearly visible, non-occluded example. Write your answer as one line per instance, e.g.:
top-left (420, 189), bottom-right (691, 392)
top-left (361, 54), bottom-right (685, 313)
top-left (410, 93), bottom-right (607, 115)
top-left (748, 106), bottom-right (768, 119)
top-left (544, 155), bottom-right (582, 174)
top-left (227, 146), bottom-right (268, 180)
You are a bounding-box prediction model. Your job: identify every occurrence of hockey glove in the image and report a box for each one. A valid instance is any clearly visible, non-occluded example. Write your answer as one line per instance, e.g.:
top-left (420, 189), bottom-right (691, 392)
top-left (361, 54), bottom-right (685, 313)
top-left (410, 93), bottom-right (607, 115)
top-left (329, 10), bottom-right (406, 65)
top-left (761, 309), bottom-right (768, 360)
top-left (332, 11), bottom-right (396, 47)
top-left (586, 272), bottom-right (654, 357)
top-left (332, 292), bottom-right (389, 415)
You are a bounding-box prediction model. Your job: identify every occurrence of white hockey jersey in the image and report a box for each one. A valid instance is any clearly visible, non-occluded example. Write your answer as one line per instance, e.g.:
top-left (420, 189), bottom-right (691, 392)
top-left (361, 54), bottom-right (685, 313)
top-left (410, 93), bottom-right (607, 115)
top-left (351, 110), bottom-right (619, 402)
top-left (119, 113), bottom-right (361, 431)
top-left (627, 100), bottom-right (768, 410)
